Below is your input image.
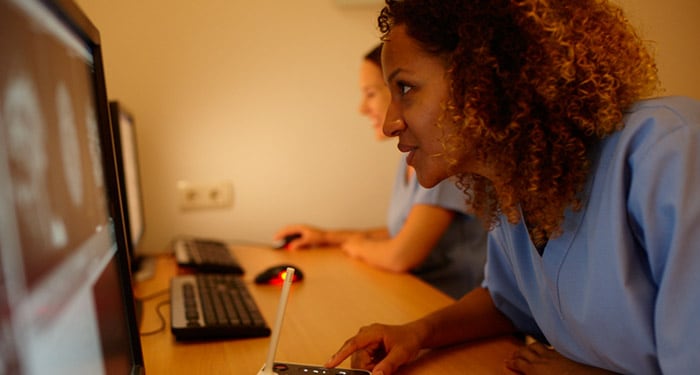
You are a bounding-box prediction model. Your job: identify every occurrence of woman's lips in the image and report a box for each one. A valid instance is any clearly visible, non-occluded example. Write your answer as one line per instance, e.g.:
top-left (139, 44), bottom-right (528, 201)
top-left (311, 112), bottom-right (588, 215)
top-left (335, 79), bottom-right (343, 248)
top-left (398, 143), bottom-right (417, 165)
top-left (397, 143), bottom-right (416, 153)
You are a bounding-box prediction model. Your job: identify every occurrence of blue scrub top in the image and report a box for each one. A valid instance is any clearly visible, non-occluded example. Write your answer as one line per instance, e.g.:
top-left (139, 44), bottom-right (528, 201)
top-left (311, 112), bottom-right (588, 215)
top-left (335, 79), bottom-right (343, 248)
top-left (484, 96), bottom-right (700, 374)
top-left (387, 155), bottom-right (487, 299)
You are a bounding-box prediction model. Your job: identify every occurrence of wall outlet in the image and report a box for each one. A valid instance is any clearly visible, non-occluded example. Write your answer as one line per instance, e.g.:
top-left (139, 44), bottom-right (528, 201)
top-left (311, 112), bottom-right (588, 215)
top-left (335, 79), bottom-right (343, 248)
top-left (177, 180), bottom-right (233, 210)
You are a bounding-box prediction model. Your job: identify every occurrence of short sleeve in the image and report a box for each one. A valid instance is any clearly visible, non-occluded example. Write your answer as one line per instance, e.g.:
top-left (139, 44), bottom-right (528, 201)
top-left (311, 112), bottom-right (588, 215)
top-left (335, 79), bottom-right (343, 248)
top-left (483, 229), bottom-right (545, 341)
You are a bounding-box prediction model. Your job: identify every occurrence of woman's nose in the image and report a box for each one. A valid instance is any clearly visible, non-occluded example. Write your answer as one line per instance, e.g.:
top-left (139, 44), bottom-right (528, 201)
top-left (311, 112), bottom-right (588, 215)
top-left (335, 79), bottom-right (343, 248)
top-left (383, 105), bottom-right (405, 137)
top-left (358, 99), bottom-right (369, 116)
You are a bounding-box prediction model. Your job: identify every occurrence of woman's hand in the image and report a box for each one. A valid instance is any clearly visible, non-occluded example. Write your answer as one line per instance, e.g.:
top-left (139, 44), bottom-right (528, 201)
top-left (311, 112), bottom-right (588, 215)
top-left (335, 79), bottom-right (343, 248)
top-left (273, 224), bottom-right (327, 250)
top-left (324, 323), bottom-right (425, 375)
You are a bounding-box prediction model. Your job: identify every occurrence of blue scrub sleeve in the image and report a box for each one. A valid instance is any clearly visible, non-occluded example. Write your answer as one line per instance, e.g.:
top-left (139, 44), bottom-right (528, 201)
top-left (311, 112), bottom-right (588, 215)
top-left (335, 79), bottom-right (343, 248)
top-left (626, 107), bottom-right (700, 374)
top-left (482, 232), bottom-right (545, 341)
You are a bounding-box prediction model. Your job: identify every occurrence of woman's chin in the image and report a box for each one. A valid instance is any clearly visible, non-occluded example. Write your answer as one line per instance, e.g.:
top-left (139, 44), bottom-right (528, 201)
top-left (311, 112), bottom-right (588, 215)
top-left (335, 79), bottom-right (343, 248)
top-left (414, 169), bottom-right (450, 189)
top-left (413, 164), bottom-right (451, 189)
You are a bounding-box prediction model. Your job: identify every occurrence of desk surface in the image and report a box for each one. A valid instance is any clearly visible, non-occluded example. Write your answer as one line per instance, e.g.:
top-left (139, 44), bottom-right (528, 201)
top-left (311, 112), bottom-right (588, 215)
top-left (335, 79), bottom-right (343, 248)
top-left (135, 245), bottom-right (521, 374)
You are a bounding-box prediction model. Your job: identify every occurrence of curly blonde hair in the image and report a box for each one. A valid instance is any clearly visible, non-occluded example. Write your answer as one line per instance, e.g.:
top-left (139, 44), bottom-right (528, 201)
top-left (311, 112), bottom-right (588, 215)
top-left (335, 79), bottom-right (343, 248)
top-left (379, 0), bottom-right (658, 247)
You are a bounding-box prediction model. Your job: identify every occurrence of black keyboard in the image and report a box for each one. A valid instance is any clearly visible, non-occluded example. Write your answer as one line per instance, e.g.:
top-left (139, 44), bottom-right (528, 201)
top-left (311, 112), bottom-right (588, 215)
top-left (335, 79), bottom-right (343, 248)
top-left (173, 238), bottom-right (244, 274)
top-left (170, 273), bottom-right (271, 340)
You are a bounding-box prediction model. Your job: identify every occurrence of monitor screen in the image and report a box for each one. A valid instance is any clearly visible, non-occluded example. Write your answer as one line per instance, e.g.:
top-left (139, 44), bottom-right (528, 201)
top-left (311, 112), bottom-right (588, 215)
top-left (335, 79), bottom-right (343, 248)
top-left (0, 0), bottom-right (144, 374)
top-left (109, 101), bottom-right (145, 261)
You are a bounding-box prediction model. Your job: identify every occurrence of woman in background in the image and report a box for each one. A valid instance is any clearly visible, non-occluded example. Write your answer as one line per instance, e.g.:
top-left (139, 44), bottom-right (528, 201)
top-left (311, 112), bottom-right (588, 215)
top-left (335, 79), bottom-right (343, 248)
top-left (275, 45), bottom-right (487, 299)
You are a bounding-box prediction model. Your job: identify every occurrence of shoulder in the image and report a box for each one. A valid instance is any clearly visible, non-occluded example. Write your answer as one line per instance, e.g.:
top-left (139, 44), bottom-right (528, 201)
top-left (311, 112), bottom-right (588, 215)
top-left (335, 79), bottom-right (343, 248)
top-left (602, 97), bottom-right (700, 162)
top-left (621, 96), bottom-right (700, 141)
top-left (626, 96), bottom-right (700, 121)
top-left (591, 97), bottom-right (700, 223)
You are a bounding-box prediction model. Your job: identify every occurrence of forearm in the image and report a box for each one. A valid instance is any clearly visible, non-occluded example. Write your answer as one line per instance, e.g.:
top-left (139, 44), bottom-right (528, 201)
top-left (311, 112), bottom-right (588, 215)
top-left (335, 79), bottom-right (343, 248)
top-left (368, 204), bottom-right (454, 271)
top-left (362, 227), bottom-right (390, 240)
top-left (323, 227), bottom-right (388, 245)
top-left (342, 206), bottom-right (453, 272)
top-left (346, 239), bottom-right (414, 272)
top-left (410, 287), bottom-right (518, 349)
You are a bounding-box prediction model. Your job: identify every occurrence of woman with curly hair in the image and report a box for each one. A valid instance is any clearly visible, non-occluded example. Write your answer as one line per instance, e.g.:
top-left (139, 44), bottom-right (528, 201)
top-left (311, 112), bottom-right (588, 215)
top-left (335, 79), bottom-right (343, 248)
top-left (325, 0), bottom-right (700, 374)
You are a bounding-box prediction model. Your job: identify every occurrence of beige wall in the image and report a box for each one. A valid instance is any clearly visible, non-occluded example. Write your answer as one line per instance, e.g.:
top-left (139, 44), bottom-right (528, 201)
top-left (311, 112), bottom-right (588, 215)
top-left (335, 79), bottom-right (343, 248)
top-left (75, 0), bottom-right (699, 255)
top-left (614, 0), bottom-right (700, 99)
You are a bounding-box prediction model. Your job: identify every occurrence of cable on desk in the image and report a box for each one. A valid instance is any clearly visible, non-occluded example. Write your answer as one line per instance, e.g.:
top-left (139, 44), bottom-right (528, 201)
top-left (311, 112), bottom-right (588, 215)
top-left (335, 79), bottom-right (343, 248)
top-left (140, 299), bottom-right (170, 336)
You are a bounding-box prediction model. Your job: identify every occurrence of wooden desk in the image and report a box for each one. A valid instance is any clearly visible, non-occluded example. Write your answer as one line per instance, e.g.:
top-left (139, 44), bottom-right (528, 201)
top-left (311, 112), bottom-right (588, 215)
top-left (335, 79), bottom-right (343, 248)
top-left (135, 245), bottom-right (521, 374)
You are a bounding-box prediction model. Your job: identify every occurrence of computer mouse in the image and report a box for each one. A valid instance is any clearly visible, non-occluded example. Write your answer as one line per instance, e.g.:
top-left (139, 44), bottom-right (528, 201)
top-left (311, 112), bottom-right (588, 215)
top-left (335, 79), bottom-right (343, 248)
top-left (273, 233), bottom-right (302, 250)
top-left (254, 264), bottom-right (304, 285)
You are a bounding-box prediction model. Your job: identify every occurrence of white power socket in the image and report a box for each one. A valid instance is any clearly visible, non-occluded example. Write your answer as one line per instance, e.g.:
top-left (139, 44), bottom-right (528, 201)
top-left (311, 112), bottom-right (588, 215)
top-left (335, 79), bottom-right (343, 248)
top-left (177, 180), bottom-right (233, 210)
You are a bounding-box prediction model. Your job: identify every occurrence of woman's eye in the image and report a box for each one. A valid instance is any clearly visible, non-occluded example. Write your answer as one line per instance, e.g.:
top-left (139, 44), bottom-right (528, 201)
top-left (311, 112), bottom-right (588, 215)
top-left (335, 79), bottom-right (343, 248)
top-left (397, 82), bottom-right (413, 96)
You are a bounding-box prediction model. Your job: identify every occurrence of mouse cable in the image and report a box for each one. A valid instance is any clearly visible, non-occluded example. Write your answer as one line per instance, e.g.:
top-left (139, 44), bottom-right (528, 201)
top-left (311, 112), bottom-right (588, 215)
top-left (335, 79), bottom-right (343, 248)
top-left (140, 299), bottom-right (170, 336)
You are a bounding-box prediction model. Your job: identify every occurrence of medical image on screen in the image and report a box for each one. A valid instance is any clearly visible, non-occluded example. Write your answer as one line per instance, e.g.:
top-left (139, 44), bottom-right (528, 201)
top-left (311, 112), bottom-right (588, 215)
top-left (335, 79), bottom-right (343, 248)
top-left (0, 1), bottom-right (110, 292)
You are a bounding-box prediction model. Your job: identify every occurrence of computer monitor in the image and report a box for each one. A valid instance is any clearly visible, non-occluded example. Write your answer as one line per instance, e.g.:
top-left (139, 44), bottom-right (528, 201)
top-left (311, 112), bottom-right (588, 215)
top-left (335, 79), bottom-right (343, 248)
top-left (108, 101), bottom-right (146, 273)
top-left (0, 0), bottom-right (144, 374)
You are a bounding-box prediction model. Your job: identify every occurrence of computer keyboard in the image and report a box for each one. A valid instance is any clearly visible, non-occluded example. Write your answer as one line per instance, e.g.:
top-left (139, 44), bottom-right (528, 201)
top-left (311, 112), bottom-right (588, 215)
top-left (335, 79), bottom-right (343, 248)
top-left (173, 238), bottom-right (244, 274)
top-left (170, 273), bottom-right (271, 340)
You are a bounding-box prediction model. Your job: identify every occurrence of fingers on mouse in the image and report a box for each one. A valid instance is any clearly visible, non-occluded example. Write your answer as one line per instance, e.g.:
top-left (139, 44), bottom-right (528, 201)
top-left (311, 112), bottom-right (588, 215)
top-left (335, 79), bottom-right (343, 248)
top-left (274, 233), bottom-right (302, 250)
